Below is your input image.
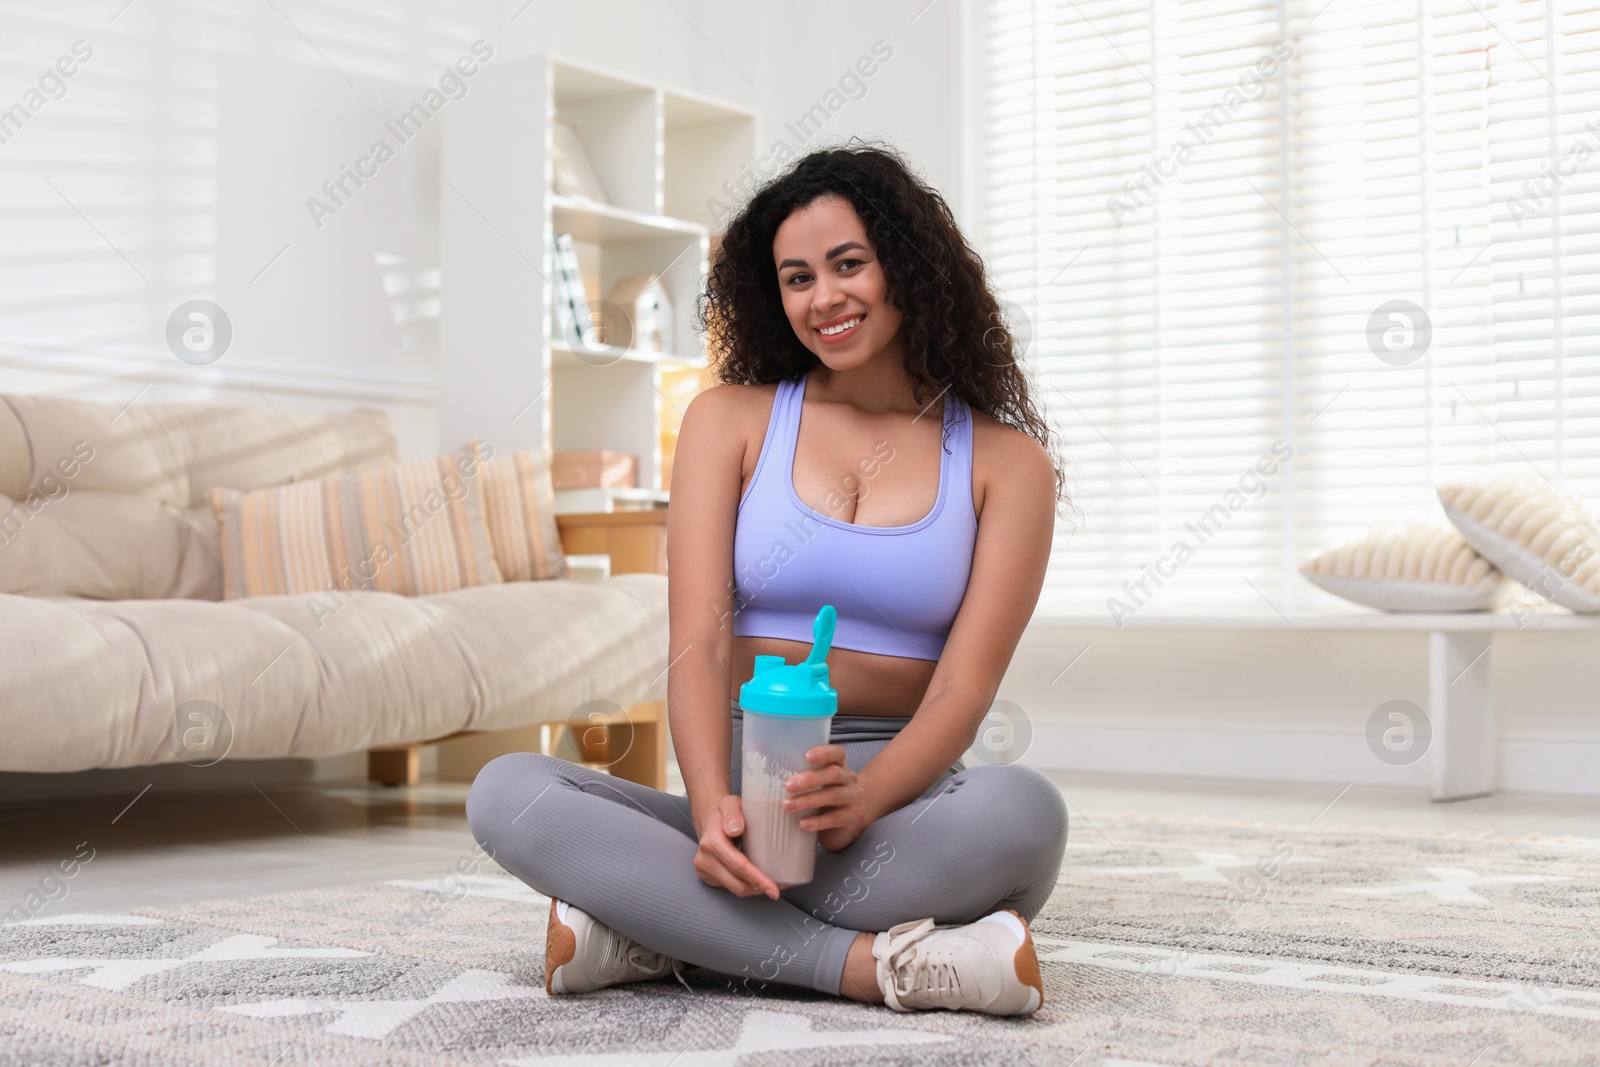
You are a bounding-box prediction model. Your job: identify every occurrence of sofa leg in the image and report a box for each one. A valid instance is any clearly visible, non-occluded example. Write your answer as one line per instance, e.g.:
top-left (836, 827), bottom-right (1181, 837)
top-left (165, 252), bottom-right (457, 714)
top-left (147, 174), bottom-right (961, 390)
top-left (609, 700), bottom-right (667, 791)
top-left (434, 725), bottom-right (547, 783)
top-left (369, 746), bottom-right (421, 787)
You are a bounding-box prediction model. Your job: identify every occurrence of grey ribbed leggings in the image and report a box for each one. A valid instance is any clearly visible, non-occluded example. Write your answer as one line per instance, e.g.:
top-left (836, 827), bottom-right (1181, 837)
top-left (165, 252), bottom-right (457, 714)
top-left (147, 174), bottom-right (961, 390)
top-left (465, 699), bottom-right (1068, 996)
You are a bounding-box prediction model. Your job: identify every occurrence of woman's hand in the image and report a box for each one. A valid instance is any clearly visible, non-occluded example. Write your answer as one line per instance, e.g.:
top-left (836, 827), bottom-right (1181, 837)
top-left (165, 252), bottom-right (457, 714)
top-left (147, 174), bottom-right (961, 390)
top-left (693, 795), bottom-right (781, 900)
top-left (786, 745), bottom-right (870, 852)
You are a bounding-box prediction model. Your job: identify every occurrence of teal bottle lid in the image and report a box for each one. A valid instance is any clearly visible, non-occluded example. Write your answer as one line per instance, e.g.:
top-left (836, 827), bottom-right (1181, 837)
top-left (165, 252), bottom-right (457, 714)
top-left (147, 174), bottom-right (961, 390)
top-left (738, 604), bottom-right (839, 718)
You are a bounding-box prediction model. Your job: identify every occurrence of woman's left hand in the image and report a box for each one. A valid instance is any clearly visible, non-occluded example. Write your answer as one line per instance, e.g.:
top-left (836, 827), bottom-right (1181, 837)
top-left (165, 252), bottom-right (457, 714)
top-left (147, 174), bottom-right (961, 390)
top-left (785, 745), bottom-right (869, 852)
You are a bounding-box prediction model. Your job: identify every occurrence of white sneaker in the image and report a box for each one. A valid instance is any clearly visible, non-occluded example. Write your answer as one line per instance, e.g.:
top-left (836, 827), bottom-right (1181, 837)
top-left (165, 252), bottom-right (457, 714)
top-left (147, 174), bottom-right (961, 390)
top-left (871, 909), bottom-right (1044, 1016)
top-left (544, 897), bottom-right (688, 995)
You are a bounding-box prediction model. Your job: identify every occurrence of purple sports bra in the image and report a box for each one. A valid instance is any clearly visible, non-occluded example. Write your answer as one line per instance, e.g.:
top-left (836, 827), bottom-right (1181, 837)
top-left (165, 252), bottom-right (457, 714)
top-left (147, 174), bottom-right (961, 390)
top-left (732, 371), bottom-right (979, 661)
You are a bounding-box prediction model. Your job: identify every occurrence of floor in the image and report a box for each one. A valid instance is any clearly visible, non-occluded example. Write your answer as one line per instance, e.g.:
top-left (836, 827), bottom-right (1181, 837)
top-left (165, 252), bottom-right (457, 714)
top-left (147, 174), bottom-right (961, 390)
top-left (4, 768), bottom-right (1596, 915)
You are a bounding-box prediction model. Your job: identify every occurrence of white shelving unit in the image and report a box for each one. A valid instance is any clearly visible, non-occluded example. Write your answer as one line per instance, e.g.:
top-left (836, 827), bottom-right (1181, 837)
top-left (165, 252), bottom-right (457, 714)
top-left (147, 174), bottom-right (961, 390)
top-left (440, 55), bottom-right (757, 513)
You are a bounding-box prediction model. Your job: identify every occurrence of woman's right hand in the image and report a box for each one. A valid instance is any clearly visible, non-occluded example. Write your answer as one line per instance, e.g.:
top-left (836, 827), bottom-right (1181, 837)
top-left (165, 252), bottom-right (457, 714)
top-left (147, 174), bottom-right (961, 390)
top-left (693, 795), bottom-right (781, 900)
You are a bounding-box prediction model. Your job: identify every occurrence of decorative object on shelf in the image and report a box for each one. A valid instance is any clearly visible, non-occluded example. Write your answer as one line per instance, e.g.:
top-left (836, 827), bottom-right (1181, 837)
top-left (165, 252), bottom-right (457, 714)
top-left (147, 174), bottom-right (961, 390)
top-left (551, 119), bottom-right (608, 203)
top-left (603, 273), bottom-right (673, 352)
top-left (551, 232), bottom-right (591, 347)
top-left (1438, 480), bottom-right (1600, 612)
top-left (208, 441), bottom-right (502, 599)
top-left (479, 448), bottom-right (571, 581)
top-left (1299, 524), bottom-right (1504, 612)
top-left (553, 449), bottom-right (639, 491)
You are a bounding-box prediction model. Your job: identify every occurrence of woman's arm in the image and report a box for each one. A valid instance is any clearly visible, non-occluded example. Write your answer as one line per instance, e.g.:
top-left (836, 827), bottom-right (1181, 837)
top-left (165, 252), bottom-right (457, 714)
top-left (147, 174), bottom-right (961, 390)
top-left (854, 427), bottom-right (1059, 827)
top-left (666, 385), bottom-right (781, 898)
top-left (666, 385), bottom-right (745, 821)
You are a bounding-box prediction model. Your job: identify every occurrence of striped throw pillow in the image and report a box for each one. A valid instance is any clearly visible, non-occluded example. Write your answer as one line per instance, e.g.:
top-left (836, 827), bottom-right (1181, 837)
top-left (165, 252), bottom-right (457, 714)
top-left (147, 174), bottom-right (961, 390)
top-left (208, 441), bottom-right (502, 599)
top-left (479, 449), bottom-right (571, 581)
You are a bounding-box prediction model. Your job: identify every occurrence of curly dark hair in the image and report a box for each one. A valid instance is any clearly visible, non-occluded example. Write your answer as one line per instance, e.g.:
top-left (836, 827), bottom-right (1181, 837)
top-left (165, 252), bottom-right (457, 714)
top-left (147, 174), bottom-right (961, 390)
top-left (696, 139), bottom-right (1073, 523)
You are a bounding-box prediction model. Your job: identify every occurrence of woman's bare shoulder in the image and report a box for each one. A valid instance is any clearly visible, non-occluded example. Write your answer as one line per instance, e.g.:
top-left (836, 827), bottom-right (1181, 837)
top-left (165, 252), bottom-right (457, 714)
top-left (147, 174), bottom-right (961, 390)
top-left (688, 380), bottom-right (780, 410)
top-left (687, 382), bottom-right (779, 431)
top-left (967, 407), bottom-right (1053, 520)
top-left (971, 408), bottom-right (1047, 460)
top-left (684, 382), bottom-right (782, 464)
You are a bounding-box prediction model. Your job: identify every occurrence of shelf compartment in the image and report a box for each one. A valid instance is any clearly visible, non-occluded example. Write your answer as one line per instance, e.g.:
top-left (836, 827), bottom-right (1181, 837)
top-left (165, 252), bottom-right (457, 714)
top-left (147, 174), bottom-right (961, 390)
top-left (664, 88), bottom-right (759, 225)
top-left (552, 63), bottom-right (659, 216)
top-left (549, 222), bottom-right (708, 363)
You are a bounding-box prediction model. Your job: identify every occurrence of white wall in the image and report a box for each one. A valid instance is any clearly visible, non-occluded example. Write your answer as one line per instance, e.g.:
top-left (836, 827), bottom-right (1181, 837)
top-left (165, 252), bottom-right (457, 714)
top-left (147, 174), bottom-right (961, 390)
top-left (0, 0), bottom-right (491, 453)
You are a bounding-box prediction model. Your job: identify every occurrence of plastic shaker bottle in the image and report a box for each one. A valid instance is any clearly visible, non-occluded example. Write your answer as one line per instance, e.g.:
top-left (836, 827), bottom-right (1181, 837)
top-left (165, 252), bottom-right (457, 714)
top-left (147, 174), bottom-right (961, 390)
top-left (737, 604), bottom-right (839, 887)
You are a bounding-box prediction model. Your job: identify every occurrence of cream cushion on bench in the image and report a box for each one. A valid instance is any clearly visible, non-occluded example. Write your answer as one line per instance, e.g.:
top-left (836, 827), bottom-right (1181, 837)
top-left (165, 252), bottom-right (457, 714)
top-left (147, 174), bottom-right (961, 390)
top-left (1438, 480), bottom-right (1600, 613)
top-left (1299, 524), bottom-right (1504, 612)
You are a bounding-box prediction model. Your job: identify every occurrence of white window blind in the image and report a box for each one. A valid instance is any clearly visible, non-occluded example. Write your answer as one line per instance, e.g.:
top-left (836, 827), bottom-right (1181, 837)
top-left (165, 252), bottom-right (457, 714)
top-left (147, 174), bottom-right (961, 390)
top-left (983, 0), bottom-right (1600, 617)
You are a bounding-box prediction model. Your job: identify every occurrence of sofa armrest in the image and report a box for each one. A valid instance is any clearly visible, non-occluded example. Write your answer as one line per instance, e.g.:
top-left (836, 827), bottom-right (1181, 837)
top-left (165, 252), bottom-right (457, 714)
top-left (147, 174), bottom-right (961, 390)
top-left (555, 509), bottom-right (668, 576)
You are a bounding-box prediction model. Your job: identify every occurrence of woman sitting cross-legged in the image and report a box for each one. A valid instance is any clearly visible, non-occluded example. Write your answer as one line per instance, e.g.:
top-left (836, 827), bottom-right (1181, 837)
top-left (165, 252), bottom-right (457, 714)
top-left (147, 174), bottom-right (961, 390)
top-left (467, 141), bottom-right (1071, 1015)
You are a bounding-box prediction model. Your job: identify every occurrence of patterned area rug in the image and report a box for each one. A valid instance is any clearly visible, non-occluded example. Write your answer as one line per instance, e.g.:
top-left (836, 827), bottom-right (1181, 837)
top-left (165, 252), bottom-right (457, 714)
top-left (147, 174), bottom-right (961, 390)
top-left (2, 811), bottom-right (1597, 1066)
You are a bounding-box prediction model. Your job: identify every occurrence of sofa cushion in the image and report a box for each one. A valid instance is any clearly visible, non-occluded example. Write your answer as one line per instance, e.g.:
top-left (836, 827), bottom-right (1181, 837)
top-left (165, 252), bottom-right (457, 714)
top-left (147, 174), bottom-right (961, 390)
top-left (480, 449), bottom-right (571, 581)
top-left (208, 441), bottom-right (502, 600)
top-left (0, 394), bottom-right (397, 507)
top-left (0, 398), bottom-right (28, 504)
top-left (0, 573), bottom-right (668, 771)
top-left (0, 491), bottom-right (222, 600)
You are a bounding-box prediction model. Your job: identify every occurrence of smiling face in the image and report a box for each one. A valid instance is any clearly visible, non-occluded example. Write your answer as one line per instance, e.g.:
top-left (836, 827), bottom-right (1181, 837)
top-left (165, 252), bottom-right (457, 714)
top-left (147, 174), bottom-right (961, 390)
top-left (772, 194), bottom-right (904, 367)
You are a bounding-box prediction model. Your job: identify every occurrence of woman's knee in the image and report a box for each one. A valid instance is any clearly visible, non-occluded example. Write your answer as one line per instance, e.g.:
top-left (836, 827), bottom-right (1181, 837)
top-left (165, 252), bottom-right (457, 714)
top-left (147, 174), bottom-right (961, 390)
top-left (952, 763), bottom-right (1068, 862)
top-left (464, 751), bottom-right (566, 850)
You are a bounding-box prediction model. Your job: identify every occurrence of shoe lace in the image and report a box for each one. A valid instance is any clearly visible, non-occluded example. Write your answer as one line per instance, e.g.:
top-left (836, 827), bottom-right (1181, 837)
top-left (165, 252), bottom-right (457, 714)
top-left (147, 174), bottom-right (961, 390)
top-left (600, 932), bottom-right (693, 992)
top-left (883, 919), bottom-right (965, 1004)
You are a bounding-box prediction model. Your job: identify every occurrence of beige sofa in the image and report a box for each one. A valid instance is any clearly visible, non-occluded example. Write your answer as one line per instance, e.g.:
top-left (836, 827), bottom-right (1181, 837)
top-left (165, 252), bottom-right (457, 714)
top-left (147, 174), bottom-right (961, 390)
top-left (0, 392), bottom-right (669, 787)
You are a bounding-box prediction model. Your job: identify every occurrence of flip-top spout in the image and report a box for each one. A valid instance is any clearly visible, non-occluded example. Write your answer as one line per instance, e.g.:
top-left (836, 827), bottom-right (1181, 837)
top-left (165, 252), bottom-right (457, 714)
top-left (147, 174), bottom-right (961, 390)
top-left (737, 605), bottom-right (839, 718)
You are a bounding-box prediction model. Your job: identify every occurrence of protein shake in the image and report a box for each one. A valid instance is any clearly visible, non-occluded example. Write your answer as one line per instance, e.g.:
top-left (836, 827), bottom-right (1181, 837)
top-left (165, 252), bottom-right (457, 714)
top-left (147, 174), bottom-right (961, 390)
top-left (738, 604), bottom-right (838, 888)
